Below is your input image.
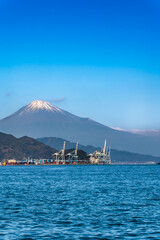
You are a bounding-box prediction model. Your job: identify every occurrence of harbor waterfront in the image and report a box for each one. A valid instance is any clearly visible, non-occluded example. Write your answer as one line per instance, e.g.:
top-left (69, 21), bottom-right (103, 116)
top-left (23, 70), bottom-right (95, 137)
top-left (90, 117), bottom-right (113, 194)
top-left (0, 140), bottom-right (111, 166)
top-left (0, 159), bottom-right (92, 166)
top-left (0, 165), bottom-right (160, 239)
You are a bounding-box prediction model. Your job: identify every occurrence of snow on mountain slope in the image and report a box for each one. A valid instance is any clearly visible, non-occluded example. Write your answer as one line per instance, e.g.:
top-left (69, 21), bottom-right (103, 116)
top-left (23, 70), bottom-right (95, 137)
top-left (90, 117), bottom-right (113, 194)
top-left (19, 100), bottom-right (63, 114)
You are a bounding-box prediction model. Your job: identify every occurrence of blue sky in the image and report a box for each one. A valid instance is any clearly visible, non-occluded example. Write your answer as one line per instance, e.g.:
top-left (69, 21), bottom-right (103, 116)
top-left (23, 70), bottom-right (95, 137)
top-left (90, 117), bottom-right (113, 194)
top-left (0, 0), bottom-right (160, 129)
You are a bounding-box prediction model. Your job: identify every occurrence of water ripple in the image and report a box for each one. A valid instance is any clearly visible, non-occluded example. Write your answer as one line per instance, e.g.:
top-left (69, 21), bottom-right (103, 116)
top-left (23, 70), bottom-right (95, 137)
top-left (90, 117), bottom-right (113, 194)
top-left (0, 165), bottom-right (160, 239)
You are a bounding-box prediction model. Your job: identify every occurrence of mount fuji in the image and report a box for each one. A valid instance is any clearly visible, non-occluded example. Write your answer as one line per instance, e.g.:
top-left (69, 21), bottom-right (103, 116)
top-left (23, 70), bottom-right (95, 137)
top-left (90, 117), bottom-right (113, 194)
top-left (0, 100), bottom-right (160, 156)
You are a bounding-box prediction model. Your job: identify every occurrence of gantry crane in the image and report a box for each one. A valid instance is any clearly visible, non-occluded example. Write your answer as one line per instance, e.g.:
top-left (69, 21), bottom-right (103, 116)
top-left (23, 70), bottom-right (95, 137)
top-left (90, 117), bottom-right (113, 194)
top-left (67, 142), bottom-right (78, 164)
top-left (89, 139), bottom-right (111, 164)
top-left (53, 141), bottom-right (66, 164)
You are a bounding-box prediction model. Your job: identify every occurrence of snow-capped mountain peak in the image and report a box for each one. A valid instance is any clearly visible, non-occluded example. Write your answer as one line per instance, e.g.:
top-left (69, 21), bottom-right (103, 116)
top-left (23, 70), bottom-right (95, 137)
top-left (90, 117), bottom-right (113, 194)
top-left (20, 100), bottom-right (62, 114)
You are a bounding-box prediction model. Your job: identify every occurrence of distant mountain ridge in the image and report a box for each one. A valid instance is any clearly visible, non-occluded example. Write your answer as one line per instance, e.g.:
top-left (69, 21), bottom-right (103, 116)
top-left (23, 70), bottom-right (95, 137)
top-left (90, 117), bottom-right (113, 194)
top-left (38, 137), bottom-right (160, 164)
top-left (37, 137), bottom-right (99, 154)
top-left (1, 100), bottom-right (160, 156)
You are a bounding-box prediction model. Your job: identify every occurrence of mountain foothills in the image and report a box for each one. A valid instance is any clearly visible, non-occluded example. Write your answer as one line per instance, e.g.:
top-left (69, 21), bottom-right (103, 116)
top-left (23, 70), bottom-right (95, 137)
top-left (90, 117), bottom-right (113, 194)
top-left (0, 133), bottom-right (160, 164)
top-left (0, 132), bottom-right (56, 161)
top-left (0, 132), bottom-right (88, 162)
top-left (0, 132), bottom-right (159, 163)
top-left (0, 100), bottom-right (160, 156)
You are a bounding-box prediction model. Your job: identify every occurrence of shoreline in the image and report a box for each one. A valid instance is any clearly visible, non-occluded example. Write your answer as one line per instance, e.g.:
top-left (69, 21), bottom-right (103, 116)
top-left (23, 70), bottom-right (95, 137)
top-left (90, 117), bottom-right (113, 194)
top-left (0, 162), bottom-right (158, 166)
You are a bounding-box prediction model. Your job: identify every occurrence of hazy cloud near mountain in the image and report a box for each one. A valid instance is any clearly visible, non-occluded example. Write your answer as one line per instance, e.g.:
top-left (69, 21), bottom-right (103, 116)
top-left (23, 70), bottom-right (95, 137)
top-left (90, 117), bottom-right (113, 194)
top-left (111, 127), bottom-right (160, 137)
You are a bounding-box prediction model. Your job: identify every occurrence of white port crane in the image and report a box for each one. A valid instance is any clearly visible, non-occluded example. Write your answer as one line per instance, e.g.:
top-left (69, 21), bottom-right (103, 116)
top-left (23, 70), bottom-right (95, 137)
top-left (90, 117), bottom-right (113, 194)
top-left (67, 142), bottom-right (78, 164)
top-left (53, 141), bottom-right (66, 164)
top-left (89, 139), bottom-right (111, 164)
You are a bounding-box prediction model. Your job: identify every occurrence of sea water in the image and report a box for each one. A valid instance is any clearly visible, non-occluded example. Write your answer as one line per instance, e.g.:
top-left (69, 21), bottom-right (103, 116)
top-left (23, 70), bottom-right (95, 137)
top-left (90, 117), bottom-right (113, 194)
top-left (0, 165), bottom-right (160, 240)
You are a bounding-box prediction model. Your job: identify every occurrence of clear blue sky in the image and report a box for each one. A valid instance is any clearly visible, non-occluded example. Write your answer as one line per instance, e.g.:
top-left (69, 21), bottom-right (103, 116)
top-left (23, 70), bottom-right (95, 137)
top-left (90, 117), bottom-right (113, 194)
top-left (0, 0), bottom-right (160, 129)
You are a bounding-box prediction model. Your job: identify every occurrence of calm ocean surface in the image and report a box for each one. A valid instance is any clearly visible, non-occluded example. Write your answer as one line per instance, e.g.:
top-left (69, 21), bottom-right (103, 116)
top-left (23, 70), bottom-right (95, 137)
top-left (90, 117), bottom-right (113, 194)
top-left (0, 165), bottom-right (160, 240)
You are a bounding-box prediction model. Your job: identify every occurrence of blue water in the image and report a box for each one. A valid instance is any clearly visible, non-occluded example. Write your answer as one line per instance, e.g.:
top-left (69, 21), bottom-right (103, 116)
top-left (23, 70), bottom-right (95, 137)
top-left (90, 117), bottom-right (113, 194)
top-left (0, 165), bottom-right (160, 240)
